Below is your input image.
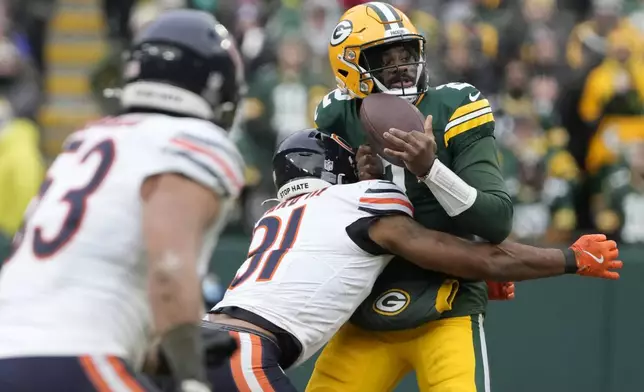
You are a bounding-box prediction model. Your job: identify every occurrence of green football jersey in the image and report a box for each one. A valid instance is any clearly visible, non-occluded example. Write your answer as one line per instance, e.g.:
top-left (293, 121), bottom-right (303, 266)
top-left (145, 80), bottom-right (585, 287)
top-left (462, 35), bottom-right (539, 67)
top-left (315, 82), bottom-right (505, 330)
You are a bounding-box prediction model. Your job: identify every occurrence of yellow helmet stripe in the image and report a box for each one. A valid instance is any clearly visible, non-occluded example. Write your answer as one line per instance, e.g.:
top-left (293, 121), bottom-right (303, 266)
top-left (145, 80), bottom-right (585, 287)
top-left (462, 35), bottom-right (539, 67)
top-left (367, 2), bottom-right (403, 30)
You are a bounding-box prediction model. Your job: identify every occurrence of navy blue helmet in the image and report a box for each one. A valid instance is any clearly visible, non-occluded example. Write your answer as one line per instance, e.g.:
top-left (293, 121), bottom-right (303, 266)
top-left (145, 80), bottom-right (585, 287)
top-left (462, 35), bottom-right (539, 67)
top-left (120, 9), bottom-right (245, 130)
top-left (273, 129), bottom-right (358, 199)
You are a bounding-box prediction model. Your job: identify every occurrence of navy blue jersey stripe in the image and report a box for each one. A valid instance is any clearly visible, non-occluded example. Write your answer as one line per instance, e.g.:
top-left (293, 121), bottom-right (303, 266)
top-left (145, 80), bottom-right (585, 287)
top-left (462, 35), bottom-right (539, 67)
top-left (358, 206), bottom-right (409, 217)
top-left (365, 187), bottom-right (405, 195)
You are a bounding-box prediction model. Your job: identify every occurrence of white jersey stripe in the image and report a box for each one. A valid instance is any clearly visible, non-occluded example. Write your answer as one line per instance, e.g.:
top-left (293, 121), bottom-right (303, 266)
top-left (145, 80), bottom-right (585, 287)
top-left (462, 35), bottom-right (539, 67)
top-left (478, 314), bottom-right (491, 392)
top-left (239, 332), bottom-right (265, 392)
top-left (92, 356), bottom-right (134, 392)
top-left (358, 195), bottom-right (413, 217)
top-left (445, 107), bottom-right (492, 133)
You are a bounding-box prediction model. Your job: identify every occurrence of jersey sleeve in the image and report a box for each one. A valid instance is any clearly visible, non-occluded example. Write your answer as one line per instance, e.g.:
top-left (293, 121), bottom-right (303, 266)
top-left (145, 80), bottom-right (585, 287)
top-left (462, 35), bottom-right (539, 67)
top-left (144, 125), bottom-right (246, 199)
top-left (439, 83), bottom-right (495, 156)
top-left (356, 180), bottom-right (414, 217)
top-left (346, 180), bottom-right (413, 255)
top-left (314, 88), bottom-right (352, 137)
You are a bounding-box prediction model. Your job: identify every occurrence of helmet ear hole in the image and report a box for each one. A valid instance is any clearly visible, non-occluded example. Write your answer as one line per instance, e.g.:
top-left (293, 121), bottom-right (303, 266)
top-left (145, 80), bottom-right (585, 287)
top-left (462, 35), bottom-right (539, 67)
top-left (338, 69), bottom-right (349, 77)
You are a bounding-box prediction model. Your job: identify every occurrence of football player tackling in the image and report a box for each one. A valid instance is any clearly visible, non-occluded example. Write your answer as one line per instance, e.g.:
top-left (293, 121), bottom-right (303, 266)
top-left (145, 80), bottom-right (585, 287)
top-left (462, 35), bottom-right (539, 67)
top-left (0, 10), bottom-right (245, 392)
top-left (202, 129), bottom-right (620, 391)
top-left (310, 2), bottom-right (520, 391)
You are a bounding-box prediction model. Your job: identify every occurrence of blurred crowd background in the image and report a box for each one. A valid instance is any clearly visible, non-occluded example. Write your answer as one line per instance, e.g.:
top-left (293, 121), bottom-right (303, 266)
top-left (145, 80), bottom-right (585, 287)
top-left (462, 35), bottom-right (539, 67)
top-left (0, 0), bottom-right (644, 301)
top-left (0, 2), bottom-right (642, 390)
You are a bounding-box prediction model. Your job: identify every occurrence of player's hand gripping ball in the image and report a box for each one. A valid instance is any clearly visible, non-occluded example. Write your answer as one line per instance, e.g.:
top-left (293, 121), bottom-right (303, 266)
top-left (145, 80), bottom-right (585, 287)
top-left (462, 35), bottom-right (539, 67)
top-left (356, 145), bottom-right (384, 180)
top-left (570, 234), bottom-right (623, 280)
top-left (359, 93), bottom-right (437, 176)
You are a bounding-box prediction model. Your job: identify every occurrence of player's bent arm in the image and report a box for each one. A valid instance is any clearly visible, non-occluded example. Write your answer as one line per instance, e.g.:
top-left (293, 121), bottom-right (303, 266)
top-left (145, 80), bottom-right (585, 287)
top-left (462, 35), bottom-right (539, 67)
top-left (368, 214), bottom-right (571, 282)
top-left (141, 173), bottom-right (220, 384)
top-left (445, 136), bottom-right (513, 243)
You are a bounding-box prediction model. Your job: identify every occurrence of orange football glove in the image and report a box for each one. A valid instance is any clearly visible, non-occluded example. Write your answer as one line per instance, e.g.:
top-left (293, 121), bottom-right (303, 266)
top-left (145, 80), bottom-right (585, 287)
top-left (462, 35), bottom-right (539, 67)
top-left (568, 234), bottom-right (623, 280)
top-left (487, 281), bottom-right (515, 300)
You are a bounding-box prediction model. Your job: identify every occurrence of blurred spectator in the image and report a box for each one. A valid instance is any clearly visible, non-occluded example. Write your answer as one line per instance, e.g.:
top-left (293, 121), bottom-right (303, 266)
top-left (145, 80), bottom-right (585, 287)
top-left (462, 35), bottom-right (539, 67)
top-left (443, 9), bottom-right (499, 63)
top-left (522, 27), bottom-right (569, 82)
top-left (102, 0), bottom-right (136, 44)
top-left (499, 115), bottom-right (579, 243)
top-left (9, 0), bottom-right (56, 78)
top-left (0, 99), bottom-right (45, 260)
top-left (498, 59), bottom-right (534, 117)
top-left (238, 34), bottom-right (327, 228)
top-left (234, 1), bottom-right (276, 75)
top-left (566, 0), bottom-right (640, 71)
top-left (595, 142), bottom-right (644, 243)
top-left (630, 0), bottom-right (644, 33)
top-left (243, 35), bottom-right (326, 147)
top-left (90, 0), bottom-right (182, 115)
top-left (436, 6), bottom-right (501, 94)
top-left (578, 24), bottom-right (644, 125)
top-left (435, 41), bottom-right (497, 95)
top-left (299, 0), bottom-right (341, 83)
top-left (443, 0), bottom-right (512, 27)
top-left (505, 0), bottom-right (575, 64)
top-left (0, 35), bottom-right (41, 121)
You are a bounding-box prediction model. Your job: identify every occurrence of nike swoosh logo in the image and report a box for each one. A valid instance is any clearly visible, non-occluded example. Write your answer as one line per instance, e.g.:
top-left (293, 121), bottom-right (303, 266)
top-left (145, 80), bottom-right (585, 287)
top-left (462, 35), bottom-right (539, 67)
top-left (469, 92), bottom-right (481, 101)
top-left (583, 250), bottom-right (604, 264)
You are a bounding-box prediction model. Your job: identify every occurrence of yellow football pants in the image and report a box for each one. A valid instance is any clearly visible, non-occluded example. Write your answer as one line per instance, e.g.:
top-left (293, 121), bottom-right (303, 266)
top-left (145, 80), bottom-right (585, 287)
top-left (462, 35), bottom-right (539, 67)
top-left (306, 315), bottom-right (489, 392)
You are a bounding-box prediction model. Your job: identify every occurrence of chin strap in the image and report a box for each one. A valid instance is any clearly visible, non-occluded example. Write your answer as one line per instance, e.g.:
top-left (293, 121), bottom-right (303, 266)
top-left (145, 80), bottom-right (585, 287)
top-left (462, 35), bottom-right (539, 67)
top-left (275, 178), bottom-right (331, 202)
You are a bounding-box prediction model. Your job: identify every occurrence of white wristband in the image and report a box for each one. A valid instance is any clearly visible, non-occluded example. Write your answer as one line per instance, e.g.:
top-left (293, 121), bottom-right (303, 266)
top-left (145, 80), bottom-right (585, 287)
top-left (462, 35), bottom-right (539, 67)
top-left (421, 160), bottom-right (477, 217)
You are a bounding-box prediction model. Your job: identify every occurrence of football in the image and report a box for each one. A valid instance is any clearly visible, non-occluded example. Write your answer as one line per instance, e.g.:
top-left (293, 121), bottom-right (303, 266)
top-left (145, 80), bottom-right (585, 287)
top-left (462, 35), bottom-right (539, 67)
top-left (359, 93), bottom-right (426, 166)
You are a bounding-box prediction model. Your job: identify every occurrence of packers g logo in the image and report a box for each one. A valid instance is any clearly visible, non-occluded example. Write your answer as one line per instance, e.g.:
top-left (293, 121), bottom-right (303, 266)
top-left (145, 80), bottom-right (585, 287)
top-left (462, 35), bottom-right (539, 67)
top-left (330, 20), bottom-right (353, 47)
top-left (373, 289), bottom-right (410, 316)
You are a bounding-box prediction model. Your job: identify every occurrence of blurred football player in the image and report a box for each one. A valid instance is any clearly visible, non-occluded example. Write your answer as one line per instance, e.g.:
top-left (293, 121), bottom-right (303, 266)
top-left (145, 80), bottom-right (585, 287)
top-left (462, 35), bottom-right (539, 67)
top-left (310, 2), bottom-right (515, 391)
top-left (0, 10), bottom-right (245, 392)
top-left (200, 129), bottom-right (620, 391)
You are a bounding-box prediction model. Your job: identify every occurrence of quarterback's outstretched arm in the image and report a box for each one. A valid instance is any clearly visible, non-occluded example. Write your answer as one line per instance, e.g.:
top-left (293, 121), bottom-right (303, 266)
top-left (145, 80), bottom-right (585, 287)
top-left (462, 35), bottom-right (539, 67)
top-left (369, 215), bottom-right (622, 281)
top-left (142, 173), bottom-right (220, 384)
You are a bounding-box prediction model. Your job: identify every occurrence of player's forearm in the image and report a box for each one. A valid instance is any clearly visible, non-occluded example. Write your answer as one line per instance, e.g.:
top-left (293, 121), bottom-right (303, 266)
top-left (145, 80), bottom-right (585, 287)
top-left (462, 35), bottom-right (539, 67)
top-left (145, 228), bottom-right (208, 384)
top-left (148, 247), bottom-right (204, 333)
top-left (481, 241), bottom-right (571, 281)
top-left (371, 216), bottom-right (572, 282)
top-left (453, 189), bottom-right (513, 244)
top-left (402, 230), bottom-right (568, 281)
top-left (143, 183), bottom-right (206, 331)
top-left (450, 136), bottom-right (514, 243)
top-left (141, 174), bottom-right (220, 384)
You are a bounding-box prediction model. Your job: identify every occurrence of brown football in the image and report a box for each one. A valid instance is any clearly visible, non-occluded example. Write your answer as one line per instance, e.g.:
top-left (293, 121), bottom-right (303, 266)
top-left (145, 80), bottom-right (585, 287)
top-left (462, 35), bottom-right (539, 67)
top-left (359, 93), bottom-right (426, 166)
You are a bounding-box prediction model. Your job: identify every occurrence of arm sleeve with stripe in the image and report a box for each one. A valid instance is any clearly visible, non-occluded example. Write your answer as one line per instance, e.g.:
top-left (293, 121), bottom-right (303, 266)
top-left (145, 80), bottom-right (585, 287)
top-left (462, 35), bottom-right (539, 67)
top-left (346, 180), bottom-right (414, 255)
top-left (451, 136), bottom-right (513, 244)
top-left (443, 88), bottom-right (495, 157)
top-left (146, 127), bottom-right (246, 199)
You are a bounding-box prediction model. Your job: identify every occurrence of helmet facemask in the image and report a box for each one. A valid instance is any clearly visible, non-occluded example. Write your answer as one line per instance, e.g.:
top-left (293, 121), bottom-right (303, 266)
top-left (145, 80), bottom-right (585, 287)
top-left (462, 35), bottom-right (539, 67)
top-left (357, 36), bottom-right (427, 103)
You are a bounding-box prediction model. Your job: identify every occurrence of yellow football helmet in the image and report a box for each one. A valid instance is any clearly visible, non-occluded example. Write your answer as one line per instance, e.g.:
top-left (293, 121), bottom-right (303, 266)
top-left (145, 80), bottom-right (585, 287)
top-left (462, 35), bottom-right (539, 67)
top-left (328, 2), bottom-right (427, 103)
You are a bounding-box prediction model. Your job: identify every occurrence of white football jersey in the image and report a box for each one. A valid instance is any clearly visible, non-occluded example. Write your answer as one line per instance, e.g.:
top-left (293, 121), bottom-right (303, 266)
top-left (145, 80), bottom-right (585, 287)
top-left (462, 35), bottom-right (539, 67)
top-left (0, 113), bottom-right (244, 367)
top-left (213, 179), bottom-right (413, 367)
